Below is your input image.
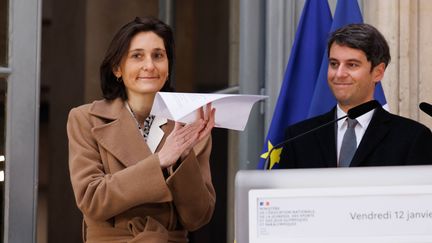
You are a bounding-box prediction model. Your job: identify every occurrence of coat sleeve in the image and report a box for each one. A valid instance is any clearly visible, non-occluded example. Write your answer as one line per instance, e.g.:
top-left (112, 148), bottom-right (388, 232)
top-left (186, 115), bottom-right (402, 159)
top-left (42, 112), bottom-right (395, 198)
top-left (165, 135), bottom-right (216, 231)
top-left (67, 107), bottom-right (172, 221)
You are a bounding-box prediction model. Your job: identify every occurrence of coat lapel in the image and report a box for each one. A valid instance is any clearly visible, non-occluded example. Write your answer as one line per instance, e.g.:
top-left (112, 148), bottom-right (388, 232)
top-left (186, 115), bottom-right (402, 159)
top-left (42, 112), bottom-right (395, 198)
top-left (89, 98), bottom-right (153, 168)
top-left (350, 106), bottom-right (392, 166)
top-left (314, 109), bottom-right (338, 167)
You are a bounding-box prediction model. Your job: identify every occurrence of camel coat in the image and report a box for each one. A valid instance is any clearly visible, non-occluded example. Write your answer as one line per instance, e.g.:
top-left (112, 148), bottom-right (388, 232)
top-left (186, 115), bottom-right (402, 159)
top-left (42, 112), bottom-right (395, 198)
top-left (67, 98), bottom-right (215, 243)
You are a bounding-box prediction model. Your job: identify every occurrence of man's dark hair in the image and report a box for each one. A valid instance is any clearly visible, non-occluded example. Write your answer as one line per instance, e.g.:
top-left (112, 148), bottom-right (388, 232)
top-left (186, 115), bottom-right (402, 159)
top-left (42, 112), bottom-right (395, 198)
top-left (100, 17), bottom-right (175, 100)
top-left (327, 23), bottom-right (391, 70)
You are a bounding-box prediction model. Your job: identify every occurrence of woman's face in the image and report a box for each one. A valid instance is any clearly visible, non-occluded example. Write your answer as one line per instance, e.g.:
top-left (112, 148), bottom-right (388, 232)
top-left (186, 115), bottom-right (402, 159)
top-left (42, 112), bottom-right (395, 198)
top-left (114, 31), bottom-right (169, 98)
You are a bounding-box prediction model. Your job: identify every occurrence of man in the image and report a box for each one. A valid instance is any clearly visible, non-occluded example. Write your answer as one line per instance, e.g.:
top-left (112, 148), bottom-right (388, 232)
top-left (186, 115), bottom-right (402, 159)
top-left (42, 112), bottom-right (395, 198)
top-left (279, 23), bottom-right (432, 168)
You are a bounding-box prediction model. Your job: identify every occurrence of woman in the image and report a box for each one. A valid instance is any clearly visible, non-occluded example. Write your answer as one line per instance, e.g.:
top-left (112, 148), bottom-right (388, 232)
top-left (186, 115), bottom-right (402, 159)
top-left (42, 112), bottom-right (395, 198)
top-left (67, 17), bottom-right (216, 243)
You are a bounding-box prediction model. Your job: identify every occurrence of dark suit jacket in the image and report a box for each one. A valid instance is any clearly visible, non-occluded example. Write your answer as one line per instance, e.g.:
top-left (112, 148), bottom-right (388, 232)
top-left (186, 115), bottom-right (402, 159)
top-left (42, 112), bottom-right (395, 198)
top-left (279, 106), bottom-right (432, 168)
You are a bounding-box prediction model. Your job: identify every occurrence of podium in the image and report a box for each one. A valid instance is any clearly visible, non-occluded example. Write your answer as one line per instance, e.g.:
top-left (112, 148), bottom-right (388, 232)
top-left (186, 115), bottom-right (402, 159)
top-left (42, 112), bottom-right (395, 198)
top-left (235, 165), bottom-right (432, 243)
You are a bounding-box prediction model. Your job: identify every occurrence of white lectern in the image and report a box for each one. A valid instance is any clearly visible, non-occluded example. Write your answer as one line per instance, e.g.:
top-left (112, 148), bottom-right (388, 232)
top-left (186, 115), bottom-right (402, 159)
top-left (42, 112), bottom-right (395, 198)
top-left (235, 165), bottom-right (432, 243)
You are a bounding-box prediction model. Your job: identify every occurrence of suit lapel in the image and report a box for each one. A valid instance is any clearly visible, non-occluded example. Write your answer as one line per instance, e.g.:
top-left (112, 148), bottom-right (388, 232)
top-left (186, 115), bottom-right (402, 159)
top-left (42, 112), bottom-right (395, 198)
top-left (314, 109), bottom-right (338, 167)
top-left (350, 106), bottom-right (391, 166)
top-left (90, 98), bottom-right (153, 168)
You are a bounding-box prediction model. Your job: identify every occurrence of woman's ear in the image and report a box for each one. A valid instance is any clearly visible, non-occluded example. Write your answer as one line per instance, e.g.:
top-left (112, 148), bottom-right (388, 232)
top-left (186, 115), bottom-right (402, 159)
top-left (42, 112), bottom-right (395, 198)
top-left (112, 66), bottom-right (122, 78)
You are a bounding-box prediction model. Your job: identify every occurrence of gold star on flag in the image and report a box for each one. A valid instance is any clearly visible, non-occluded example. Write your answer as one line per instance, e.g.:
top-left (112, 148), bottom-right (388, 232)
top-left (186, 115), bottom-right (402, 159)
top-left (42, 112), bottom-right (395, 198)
top-left (260, 140), bottom-right (283, 169)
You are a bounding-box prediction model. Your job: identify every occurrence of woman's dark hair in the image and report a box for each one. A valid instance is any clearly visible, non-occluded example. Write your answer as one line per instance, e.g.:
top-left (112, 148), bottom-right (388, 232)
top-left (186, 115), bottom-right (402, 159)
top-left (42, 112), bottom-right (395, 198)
top-left (327, 23), bottom-right (391, 71)
top-left (100, 17), bottom-right (175, 100)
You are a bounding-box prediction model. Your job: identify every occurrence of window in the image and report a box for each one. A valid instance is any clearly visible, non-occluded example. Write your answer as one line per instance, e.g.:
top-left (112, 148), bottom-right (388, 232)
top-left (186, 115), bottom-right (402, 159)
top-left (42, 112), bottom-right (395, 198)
top-left (2, 0), bottom-right (40, 242)
top-left (0, 0), bottom-right (7, 66)
top-left (0, 77), bottom-right (5, 242)
top-left (0, 0), bottom-right (8, 238)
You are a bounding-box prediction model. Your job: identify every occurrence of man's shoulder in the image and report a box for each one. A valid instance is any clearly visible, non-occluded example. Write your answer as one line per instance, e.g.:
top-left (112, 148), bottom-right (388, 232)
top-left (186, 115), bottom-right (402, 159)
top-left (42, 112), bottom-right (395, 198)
top-left (377, 108), bottom-right (431, 132)
top-left (392, 114), bottom-right (430, 130)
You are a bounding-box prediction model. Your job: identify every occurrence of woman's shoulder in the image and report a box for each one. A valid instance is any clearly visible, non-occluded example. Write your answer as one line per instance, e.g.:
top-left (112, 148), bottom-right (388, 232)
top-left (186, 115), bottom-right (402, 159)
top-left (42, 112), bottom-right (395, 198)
top-left (68, 99), bottom-right (111, 123)
top-left (69, 98), bottom-right (121, 116)
top-left (69, 100), bottom-right (99, 117)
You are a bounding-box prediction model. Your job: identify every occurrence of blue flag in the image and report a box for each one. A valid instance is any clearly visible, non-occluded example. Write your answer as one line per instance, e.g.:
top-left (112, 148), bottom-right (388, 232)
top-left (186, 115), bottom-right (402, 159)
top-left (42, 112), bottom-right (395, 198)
top-left (257, 0), bottom-right (332, 170)
top-left (308, 0), bottom-right (387, 117)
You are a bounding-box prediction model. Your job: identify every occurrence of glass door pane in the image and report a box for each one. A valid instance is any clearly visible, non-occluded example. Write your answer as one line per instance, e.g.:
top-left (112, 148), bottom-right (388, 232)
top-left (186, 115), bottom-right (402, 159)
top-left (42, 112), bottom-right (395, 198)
top-left (0, 77), bottom-right (5, 242)
top-left (2, 0), bottom-right (39, 241)
top-left (0, 0), bottom-right (8, 66)
top-left (0, 0), bottom-right (7, 240)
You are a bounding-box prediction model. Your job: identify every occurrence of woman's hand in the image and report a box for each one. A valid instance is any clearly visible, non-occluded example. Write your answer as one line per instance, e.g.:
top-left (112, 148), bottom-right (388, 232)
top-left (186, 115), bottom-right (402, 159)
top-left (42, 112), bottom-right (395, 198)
top-left (158, 103), bottom-right (216, 168)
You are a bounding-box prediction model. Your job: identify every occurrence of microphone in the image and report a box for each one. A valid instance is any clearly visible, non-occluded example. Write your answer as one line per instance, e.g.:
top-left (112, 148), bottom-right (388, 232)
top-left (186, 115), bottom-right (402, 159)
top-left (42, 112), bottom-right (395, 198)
top-left (419, 102), bottom-right (432, 117)
top-left (263, 100), bottom-right (380, 170)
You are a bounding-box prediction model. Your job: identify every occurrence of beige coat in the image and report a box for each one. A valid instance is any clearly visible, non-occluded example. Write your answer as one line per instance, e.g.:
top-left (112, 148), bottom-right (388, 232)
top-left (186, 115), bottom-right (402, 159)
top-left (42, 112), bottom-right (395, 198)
top-left (67, 98), bottom-right (215, 243)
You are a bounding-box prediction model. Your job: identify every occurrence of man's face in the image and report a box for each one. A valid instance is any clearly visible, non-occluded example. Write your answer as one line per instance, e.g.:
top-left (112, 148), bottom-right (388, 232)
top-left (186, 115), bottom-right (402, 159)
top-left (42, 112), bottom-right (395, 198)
top-left (327, 43), bottom-right (384, 112)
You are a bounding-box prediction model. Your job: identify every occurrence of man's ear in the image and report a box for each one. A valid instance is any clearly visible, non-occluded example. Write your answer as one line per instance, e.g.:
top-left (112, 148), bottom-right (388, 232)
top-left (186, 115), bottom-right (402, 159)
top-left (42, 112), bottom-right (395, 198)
top-left (372, 63), bottom-right (385, 83)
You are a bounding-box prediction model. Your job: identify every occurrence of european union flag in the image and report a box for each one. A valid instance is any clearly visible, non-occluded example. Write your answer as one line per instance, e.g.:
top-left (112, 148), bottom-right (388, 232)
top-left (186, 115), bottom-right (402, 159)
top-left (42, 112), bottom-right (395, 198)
top-left (308, 0), bottom-right (387, 117)
top-left (257, 0), bottom-right (332, 169)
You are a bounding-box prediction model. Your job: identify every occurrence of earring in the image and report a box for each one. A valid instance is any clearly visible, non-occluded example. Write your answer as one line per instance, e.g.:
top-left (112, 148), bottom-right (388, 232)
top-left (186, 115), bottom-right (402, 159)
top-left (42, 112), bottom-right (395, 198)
top-left (116, 76), bottom-right (123, 83)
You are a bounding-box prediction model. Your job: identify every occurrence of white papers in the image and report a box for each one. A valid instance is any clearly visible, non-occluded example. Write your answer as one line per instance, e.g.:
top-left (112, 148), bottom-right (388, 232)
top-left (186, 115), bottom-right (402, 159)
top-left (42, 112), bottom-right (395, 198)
top-left (150, 92), bottom-right (268, 131)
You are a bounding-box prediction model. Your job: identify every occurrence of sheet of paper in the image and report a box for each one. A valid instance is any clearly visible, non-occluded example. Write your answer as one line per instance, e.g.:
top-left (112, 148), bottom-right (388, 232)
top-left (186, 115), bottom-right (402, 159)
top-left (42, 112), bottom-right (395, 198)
top-left (150, 92), bottom-right (268, 131)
